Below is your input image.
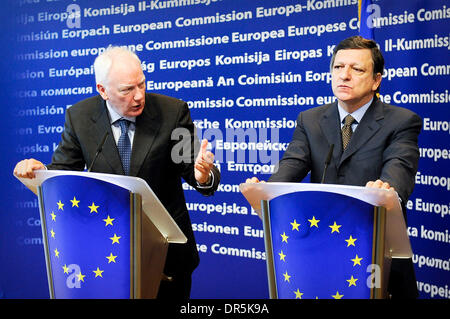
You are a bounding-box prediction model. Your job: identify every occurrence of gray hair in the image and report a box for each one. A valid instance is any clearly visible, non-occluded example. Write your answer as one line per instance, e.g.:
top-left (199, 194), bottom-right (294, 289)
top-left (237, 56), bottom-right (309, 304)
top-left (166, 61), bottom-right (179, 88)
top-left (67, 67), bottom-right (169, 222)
top-left (93, 46), bottom-right (141, 88)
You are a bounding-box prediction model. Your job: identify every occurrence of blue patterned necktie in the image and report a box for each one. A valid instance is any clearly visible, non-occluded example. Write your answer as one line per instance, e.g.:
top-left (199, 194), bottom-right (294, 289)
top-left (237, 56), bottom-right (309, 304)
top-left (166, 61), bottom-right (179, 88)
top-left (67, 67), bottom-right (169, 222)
top-left (117, 119), bottom-right (131, 175)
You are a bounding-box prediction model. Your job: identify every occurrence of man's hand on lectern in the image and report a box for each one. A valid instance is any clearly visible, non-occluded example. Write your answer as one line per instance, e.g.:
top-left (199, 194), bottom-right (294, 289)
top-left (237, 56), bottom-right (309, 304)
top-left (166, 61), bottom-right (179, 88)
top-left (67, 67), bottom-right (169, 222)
top-left (13, 159), bottom-right (45, 179)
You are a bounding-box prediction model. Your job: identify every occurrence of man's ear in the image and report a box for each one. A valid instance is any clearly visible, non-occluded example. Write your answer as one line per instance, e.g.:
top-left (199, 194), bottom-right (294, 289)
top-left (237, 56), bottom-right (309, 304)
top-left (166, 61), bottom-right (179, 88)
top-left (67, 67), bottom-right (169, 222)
top-left (372, 73), bottom-right (382, 92)
top-left (97, 83), bottom-right (108, 100)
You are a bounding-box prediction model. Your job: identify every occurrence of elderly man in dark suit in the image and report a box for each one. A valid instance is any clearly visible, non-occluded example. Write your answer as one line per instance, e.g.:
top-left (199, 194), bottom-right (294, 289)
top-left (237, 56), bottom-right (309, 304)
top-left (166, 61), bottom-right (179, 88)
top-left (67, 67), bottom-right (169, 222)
top-left (248, 36), bottom-right (421, 298)
top-left (14, 46), bottom-right (220, 299)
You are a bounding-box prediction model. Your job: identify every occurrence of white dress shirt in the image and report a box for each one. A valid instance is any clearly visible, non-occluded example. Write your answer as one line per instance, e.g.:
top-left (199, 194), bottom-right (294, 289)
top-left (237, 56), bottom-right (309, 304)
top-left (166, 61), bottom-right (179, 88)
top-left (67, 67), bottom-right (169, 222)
top-left (337, 97), bottom-right (373, 132)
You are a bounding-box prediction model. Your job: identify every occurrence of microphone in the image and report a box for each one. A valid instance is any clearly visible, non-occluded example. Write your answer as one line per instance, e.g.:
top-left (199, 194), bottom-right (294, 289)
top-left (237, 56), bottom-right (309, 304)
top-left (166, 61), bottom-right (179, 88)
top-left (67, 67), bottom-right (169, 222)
top-left (87, 132), bottom-right (109, 172)
top-left (320, 144), bottom-right (334, 184)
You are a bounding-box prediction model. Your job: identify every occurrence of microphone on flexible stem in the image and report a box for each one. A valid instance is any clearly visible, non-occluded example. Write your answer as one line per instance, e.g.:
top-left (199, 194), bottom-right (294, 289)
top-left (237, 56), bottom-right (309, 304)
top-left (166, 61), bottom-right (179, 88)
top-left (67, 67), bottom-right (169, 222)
top-left (87, 132), bottom-right (109, 172)
top-left (320, 144), bottom-right (334, 184)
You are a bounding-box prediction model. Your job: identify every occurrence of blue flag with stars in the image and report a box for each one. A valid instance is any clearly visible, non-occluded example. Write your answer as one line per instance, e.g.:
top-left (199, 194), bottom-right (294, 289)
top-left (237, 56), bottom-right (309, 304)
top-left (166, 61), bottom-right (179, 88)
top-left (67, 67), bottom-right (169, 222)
top-left (268, 191), bottom-right (375, 299)
top-left (359, 0), bottom-right (375, 39)
top-left (41, 175), bottom-right (132, 299)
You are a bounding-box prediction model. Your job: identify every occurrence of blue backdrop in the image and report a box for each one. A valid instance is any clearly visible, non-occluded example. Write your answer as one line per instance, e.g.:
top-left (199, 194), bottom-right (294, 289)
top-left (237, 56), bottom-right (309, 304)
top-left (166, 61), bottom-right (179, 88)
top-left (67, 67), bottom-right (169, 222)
top-left (0, 0), bottom-right (448, 299)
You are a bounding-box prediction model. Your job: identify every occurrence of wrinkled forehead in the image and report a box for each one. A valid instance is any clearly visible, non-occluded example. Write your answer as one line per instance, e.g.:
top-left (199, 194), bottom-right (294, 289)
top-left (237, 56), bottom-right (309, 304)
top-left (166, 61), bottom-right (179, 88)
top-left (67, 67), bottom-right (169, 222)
top-left (334, 49), bottom-right (372, 65)
top-left (331, 48), bottom-right (375, 72)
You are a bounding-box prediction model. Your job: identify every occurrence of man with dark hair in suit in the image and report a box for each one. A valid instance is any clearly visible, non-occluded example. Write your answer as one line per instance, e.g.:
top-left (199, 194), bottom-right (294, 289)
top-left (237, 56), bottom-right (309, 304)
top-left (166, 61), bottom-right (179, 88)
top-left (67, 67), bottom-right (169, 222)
top-left (14, 46), bottom-right (221, 299)
top-left (248, 36), bottom-right (421, 298)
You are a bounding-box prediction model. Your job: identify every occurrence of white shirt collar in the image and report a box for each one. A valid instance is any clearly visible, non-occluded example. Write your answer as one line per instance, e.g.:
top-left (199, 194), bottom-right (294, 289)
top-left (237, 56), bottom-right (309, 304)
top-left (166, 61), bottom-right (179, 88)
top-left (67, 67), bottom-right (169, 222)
top-left (105, 101), bottom-right (136, 124)
top-left (337, 97), bottom-right (373, 124)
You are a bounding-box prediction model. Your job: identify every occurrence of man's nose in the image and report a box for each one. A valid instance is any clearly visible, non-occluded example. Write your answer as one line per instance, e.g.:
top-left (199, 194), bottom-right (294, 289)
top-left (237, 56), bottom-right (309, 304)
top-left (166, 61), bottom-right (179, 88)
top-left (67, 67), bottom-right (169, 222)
top-left (134, 88), bottom-right (144, 101)
top-left (339, 65), bottom-right (351, 80)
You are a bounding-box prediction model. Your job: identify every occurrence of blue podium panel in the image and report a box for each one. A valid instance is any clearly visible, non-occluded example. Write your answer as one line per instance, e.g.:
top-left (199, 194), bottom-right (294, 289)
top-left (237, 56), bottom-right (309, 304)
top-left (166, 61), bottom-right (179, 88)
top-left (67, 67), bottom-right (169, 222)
top-left (40, 175), bottom-right (131, 299)
top-left (268, 191), bottom-right (374, 299)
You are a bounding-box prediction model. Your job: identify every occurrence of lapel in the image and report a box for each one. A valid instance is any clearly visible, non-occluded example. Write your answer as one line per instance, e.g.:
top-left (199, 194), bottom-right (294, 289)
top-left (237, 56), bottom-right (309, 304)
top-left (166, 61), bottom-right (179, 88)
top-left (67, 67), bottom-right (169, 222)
top-left (129, 94), bottom-right (162, 176)
top-left (339, 98), bottom-right (384, 166)
top-left (319, 102), bottom-right (342, 164)
top-left (90, 97), bottom-right (124, 174)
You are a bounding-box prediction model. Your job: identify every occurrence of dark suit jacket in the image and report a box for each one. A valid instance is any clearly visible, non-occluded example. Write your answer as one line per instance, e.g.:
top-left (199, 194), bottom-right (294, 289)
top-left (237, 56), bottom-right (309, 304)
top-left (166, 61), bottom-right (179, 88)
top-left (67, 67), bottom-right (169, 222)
top-left (269, 97), bottom-right (422, 298)
top-left (269, 98), bottom-right (421, 206)
top-left (47, 93), bottom-right (220, 277)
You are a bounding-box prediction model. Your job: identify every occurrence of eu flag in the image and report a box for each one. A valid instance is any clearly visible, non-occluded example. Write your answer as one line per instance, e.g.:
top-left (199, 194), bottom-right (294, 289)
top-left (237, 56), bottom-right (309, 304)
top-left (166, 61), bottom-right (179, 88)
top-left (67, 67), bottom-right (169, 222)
top-left (268, 191), bottom-right (374, 299)
top-left (359, 0), bottom-right (375, 39)
top-left (41, 175), bottom-right (132, 298)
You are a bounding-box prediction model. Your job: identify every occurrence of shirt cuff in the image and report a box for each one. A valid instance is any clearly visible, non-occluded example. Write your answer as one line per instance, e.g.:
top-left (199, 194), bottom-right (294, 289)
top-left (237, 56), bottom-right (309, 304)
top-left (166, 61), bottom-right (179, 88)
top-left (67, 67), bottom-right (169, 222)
top-left (196, 171), bottom-right (214, 189)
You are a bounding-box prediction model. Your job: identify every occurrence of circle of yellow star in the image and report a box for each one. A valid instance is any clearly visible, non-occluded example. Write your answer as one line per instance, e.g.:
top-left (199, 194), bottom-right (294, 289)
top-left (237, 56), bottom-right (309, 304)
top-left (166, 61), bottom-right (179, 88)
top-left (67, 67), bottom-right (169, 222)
top-left (290, 219), bottom-right (300, 231)
top-left (332, 291), bottom-right (344, 299)
top-left (347, 275), bottom-right (358, 287)
top-left (110, 233), bottom-right (121, 244)
top-left (50, 229), bottom-right (55, 238)
top-left (279, 250), bottom-right (286, 262)
top-left (351, 254), bottom-right (363, 266)
top-left (57, 200), bottom-right (64, 210)
top-left (283, 271), bottom-right (291, 282)
top-left (308, 216), bottom-right (320, 228)
top-left (345, 235), bottom-right (357, 247)
top-left (93, 267), bottom-right (104, 278)
top-left (294, 288), bottom-right (303, 299)
top-left (54, 248), bottom-right (60, 258)
top-left (62, 264), bottom-right (69, 274)
top-left (103, 215), bottom-right (115, 227)
top-left (329, 221), bottom-right (342, 233)
top-left (51, 212), bottom-right (56, 221)
top-left (106, 253), bottom-right (117, 263)
top-left (88, 202), bottom-right (99, 213)
top-left (76, 272), bottom-right (86, 282)
top-left (70, 196), bottom-right (80, 207)
top-left (280, 232), bottom-right (289, 243)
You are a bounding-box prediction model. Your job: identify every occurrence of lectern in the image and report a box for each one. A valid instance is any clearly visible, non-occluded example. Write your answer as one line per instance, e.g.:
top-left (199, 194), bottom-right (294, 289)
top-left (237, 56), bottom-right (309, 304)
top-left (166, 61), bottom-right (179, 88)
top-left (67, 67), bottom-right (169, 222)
top-left (240, 182), bottom-right (412, 299)
top-left (17, 170), bottom-right (187, 299)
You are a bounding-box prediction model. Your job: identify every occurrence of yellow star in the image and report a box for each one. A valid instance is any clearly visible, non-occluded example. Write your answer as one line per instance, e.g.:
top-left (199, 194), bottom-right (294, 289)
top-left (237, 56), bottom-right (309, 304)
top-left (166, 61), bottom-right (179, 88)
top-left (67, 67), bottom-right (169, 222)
top-left (76, 272), bottom-right (85, 282)
top-left (329, 221), bottom-right (342, 233)
top-left (70, 196), bottom-right (80, 207)
top-left (50, 212), bottom-right (56, 221)
top-left (332, 291), bottom-right (344, 299)
top-left (54, 248), bottom-right (60, 258)
top-left (88, 202), bottom-right (99, 213)
top-left (308, 216), bottom-right (320, 228)
top-left (62, 264), bottom-right (69, 274)
top-left (110, 233), bottom-right (121, 244)
top-left (106, 253), bottom-right (117, 263)
top-left (280, 232), bottom-right (289, 243)
top-left (351, 254), bottom-right (363, 266)
top-left (283, 271), bottom-right (291, 282)
top-left (279, 250), bottom-right (286, 262)
top-left (294, 288), bottom-right (303, 299)
top-left (347, 275), bottom-right (358, 287)
top-left (290, 219), bottom-right (300, 231)
top-left (103, 215), bottom-right (115, 226)
top-left (93, 267), bottom-right (104, 278)
top-left (57, 200), bottom-right (64, 210)
top-left (345, 235), bottom-right (357, 247)
top-left (50, 229), bottom-right (55, 238)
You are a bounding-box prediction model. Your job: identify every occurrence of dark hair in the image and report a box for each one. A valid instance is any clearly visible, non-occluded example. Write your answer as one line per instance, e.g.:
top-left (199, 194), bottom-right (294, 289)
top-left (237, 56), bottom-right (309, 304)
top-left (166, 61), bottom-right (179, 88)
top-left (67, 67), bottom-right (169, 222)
top-left (330, 36), bottom-right (384, 93)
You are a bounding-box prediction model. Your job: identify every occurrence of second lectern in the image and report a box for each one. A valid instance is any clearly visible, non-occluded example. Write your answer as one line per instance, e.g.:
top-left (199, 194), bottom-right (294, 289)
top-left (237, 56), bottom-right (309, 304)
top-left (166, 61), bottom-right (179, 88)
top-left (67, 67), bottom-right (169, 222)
top-left (240, 182), bottom-right (412, 299)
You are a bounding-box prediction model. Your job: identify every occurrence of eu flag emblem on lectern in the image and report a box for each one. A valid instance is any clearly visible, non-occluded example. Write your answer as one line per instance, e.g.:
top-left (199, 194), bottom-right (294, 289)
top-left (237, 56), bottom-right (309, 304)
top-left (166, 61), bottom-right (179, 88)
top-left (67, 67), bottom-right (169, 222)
top-left (268, 191), bottom-right (374, 299)
top-left (41, 175), bottom-right (132, 299)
